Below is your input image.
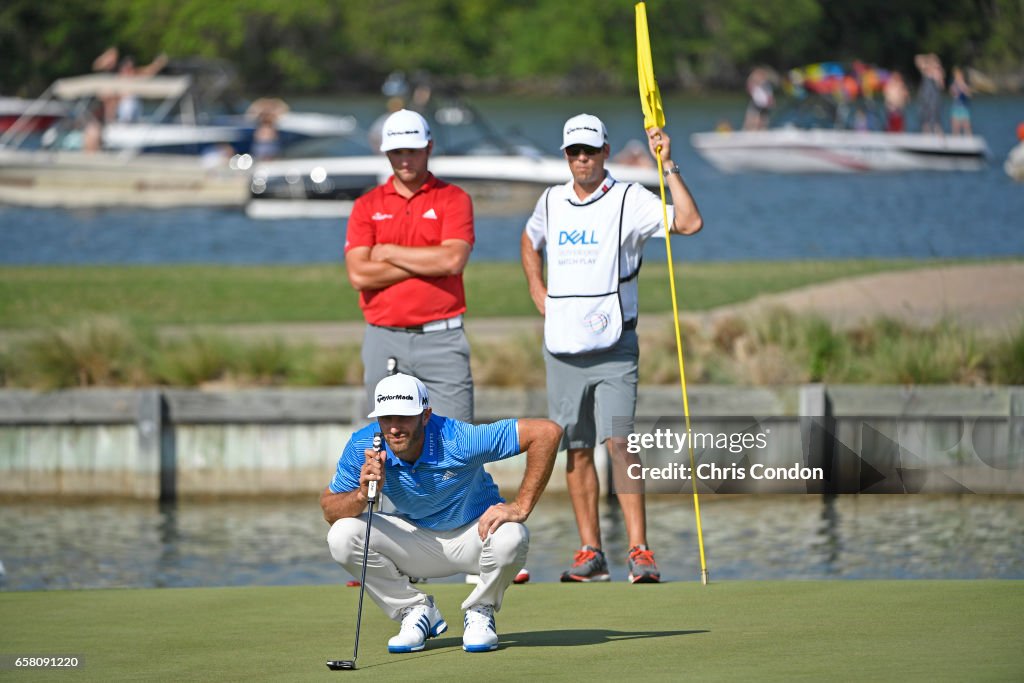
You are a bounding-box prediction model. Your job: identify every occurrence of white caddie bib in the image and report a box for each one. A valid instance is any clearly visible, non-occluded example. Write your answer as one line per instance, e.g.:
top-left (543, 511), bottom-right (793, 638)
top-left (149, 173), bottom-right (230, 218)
top-left (543, 181), bottom-right (636, 356)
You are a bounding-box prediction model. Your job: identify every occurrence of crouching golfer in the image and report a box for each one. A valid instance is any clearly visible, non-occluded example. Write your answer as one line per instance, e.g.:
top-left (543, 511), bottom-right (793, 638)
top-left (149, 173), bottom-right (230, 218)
top-left (322, 373), bottom-right (561, 653)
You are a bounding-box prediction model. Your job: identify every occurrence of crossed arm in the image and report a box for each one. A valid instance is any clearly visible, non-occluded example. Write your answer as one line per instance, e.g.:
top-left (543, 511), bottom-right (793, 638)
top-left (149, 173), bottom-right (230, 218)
top-left (345, 239), bottom-right (472, 291)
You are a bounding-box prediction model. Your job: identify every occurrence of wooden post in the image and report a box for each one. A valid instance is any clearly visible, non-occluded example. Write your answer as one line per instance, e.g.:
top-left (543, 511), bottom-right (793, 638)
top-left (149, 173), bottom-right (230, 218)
top-left (139, 389), bottom-right (175, 501)
top-left (800, 383), bottom-right (835, 494)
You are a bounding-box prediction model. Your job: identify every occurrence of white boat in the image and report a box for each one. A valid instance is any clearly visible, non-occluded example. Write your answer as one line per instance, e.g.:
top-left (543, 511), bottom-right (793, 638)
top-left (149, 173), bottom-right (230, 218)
top-left (2, 73), bottom-right (357, 156)
top-left (691, 128), bottom-right (989, 173)
top-left (0, 75), bottom-right (251, 208)
top-left (246, 154), bottom-right (663, 219)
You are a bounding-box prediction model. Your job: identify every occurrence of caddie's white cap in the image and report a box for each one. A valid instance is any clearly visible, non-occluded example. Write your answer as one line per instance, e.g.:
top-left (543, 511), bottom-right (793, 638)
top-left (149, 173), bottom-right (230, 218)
top-left (560, 113), bottom-right (608, 150)
top-left (367, 373), bottom-right (430, 418)
top-left (379, 109), bottom-right (432, 152)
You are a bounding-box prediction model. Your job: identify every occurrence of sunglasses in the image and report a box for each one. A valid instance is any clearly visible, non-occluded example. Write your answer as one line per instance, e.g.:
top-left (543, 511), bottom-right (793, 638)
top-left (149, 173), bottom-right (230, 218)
top-left (565, 144), bottom-right (603, 157)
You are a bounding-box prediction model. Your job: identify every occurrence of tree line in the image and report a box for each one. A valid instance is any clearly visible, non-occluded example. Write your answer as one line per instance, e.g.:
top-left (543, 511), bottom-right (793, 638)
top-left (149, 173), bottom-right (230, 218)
top-left (2, 0), bottom-right (1022, 97)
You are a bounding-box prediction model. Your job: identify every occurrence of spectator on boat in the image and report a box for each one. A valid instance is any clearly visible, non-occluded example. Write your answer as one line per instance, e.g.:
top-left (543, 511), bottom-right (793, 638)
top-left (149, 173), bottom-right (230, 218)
top-left (344, 108), bottom-right (476, 423)
top-left (915, 53), bottom-right (945, 135)
top-left (612, 139), bottom-right (655, 168)
top-left (112, 53), bottom-right (168, 123)
top-left (949, 67), bottom-right (973, 137)
top-left (245, 98), bottom-right (289, 160)
top-left (251, 112), bottom-right (281, 160)
top-left (82, 114), bottom-right (102, 153)
top-left (58, 101), bottom-right (104, 153)
top-left (520, 114), bottom-right (703, 585)
top-left (883, 72), bottom-right (909, 132)
top-left (368, 96), bottom-right (406, 153)
top-left (743, 67), bottom-right (774, 130)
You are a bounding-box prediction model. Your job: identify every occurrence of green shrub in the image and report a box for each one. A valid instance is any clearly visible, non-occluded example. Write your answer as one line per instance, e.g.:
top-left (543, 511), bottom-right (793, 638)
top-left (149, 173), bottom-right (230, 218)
top-left (12, 317), bottom-right (148, 389)
top-left (988, 322), bottom-right (1024, 385)
top-left (152, 334), bottom-right (234, 387)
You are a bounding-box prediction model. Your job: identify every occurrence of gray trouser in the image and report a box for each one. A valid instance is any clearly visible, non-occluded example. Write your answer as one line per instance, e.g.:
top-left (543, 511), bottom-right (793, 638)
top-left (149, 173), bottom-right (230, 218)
top-left (362, 325), bottom-right (474, 422)
top-left (543, 329), bottom-right (639, 449)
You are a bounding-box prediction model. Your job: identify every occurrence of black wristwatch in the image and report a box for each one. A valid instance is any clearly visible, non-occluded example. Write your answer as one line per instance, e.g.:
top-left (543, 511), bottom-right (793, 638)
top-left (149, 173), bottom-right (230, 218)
top-left (664, 164), bottom-right (681, 177)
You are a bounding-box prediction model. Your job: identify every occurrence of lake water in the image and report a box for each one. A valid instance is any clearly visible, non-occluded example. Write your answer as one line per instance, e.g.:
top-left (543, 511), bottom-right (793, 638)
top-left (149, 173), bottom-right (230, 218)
top-left (1, 95), bottom-right (1022, 265)
top-left (1, 494), bottom-right (1021, 591)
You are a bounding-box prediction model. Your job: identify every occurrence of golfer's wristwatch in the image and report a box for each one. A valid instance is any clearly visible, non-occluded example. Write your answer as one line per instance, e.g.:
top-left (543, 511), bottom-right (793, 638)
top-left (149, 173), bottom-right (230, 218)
top-left (664, 164), bottom-right (682, 177)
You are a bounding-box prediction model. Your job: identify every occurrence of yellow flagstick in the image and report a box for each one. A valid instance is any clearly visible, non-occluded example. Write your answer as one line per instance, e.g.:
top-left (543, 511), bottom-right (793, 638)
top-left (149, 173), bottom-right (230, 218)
top-left (635, 1), bottom-right (708, 586)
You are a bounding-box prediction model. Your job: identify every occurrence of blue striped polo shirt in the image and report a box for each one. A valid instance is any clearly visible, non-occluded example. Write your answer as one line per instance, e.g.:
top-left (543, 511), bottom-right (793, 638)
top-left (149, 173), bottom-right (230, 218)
top-left (329, 414), bottom-right (521, 530)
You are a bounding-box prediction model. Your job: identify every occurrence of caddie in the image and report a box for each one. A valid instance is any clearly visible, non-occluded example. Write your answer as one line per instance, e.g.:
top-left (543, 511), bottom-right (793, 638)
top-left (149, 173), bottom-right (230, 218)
top-left (519, 113), bottom-right (703, 583)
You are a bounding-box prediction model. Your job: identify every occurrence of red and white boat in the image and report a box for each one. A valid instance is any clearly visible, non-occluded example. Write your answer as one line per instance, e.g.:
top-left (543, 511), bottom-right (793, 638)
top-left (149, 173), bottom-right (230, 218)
top-left (691, 128), bottom-right (989, 174)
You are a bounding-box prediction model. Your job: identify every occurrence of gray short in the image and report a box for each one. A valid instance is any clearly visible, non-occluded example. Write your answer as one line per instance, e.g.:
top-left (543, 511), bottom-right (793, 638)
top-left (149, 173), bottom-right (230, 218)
top-left (362, 325), bottom-right (474, 422)
top-left (543, 330), bottom-right (639, 449)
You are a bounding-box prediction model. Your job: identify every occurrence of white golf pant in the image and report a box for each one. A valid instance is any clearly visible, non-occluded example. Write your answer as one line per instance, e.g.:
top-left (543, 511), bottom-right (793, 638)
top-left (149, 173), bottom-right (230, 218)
top-left (327, 512), bottom-right (529, 621)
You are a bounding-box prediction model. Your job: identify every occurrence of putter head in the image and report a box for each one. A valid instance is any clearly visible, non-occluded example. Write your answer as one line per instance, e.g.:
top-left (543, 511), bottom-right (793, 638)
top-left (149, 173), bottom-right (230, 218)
top-left (326, 660), bottom-right (356, 671)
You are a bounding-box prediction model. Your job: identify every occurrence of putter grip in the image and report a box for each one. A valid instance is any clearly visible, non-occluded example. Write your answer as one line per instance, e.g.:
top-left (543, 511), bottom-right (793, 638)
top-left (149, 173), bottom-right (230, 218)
top-left (368, 432), bottom-right (384, 501)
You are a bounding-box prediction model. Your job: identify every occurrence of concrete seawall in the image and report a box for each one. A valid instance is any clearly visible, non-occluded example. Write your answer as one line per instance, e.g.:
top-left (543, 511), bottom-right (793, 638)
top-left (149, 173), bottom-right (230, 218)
top-left (1, 385), bottom-right (1022, 498)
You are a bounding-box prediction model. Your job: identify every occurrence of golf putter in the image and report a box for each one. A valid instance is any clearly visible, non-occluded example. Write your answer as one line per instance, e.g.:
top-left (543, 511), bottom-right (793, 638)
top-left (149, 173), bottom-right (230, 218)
top-left (327, 432), bottom-right (384, 671)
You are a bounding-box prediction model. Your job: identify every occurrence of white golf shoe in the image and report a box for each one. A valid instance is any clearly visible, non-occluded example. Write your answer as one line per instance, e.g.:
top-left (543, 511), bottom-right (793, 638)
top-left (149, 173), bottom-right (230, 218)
top-left (387, 599), bottom-right (448, 653)
top-left (462, 604), bottom-right (498, 652)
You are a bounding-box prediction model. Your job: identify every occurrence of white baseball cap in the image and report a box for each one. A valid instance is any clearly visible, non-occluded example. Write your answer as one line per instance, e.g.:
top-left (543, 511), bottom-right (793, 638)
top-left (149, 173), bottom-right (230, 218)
top-left (379, 109), bottom-right (432, 152)
top-left (367, 373), bottom-right (430, 418)
top-left (561, 113), bottom-right (608, 150)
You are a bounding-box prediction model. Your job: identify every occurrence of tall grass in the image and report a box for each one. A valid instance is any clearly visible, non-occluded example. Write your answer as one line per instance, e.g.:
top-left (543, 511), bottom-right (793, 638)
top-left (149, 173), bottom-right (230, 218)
top-left (0, 313), bottom-right (1019, 389)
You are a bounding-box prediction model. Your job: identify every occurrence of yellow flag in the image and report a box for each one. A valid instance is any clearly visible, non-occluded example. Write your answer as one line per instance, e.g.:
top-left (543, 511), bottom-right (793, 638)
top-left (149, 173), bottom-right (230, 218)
top-left (636, 2), bottom-right (665, 130)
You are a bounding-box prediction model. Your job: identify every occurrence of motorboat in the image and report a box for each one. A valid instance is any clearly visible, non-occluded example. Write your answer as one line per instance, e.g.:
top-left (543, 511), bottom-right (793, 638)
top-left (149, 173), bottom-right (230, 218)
top-left (0, 67), bottom-right (361, 209)
top-left (246, 93), bottom-right (663, 219)
top-left (246, 153), bottom-right (663, 219)
top-left (1, 72), bottom-right (357, 156)
top-left (0, 74), bottom-right (252, 208)
top-left (692, 61), bottom-right (989, 174)
top-left (691, 128), bottom-right (990, 173)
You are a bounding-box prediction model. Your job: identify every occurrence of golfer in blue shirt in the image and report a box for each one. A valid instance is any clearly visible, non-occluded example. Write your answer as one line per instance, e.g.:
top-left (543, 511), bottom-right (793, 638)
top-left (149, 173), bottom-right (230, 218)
top-left (322, 373), bottom-right (561, 653)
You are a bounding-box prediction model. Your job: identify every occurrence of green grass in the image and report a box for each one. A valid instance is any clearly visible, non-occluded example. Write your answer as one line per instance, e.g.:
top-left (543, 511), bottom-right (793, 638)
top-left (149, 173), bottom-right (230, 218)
top-left (1, 582), bottom-right (1021, 681)
top-left (0, 259), bottom-right (977, 329)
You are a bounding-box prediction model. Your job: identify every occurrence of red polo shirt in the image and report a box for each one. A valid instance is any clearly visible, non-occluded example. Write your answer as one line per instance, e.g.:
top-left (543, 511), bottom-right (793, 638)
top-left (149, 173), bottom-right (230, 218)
top-left (345, 173), bottom-right (474, 327)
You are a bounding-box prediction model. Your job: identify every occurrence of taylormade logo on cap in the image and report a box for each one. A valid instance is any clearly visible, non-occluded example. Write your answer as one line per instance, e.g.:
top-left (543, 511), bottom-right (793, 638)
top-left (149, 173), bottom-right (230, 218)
top-left (561, 113), bottom-right (608, 150)
top-left (380, 109), bottom-right (432, 152)
top-left (367, 373), bottom-right (430, 418)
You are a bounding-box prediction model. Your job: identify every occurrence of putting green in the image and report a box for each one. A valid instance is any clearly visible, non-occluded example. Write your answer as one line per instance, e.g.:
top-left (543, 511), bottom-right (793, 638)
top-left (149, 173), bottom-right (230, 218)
top-left (2, 581), bottom-right (1021, 681)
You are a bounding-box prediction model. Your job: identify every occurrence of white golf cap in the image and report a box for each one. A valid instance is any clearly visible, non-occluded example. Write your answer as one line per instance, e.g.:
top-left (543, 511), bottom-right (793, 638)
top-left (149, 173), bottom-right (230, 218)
top-left (379, 109), bottom-right (432, 152)
top-left (367, 373), bottom-right (430, 418)
top-left (561, 113), bottom-right (607, 150)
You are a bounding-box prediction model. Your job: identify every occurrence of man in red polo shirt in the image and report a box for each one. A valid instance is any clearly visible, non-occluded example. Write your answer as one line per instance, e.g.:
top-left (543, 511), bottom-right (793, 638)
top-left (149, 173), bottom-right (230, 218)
top-left (344, 109), bottom-right (476, 422)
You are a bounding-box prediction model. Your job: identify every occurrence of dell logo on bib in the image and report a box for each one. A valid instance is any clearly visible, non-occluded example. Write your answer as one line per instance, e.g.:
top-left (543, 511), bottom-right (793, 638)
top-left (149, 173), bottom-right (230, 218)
top-left (558, 230), bottom-right (598, 246)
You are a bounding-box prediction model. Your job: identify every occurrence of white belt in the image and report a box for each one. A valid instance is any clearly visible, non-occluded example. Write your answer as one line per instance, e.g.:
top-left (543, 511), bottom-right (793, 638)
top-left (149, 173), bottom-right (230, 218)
top-left (376, 314), bottom-right (463, 334)
top-left (420, 314), bottom-right (463, 333)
